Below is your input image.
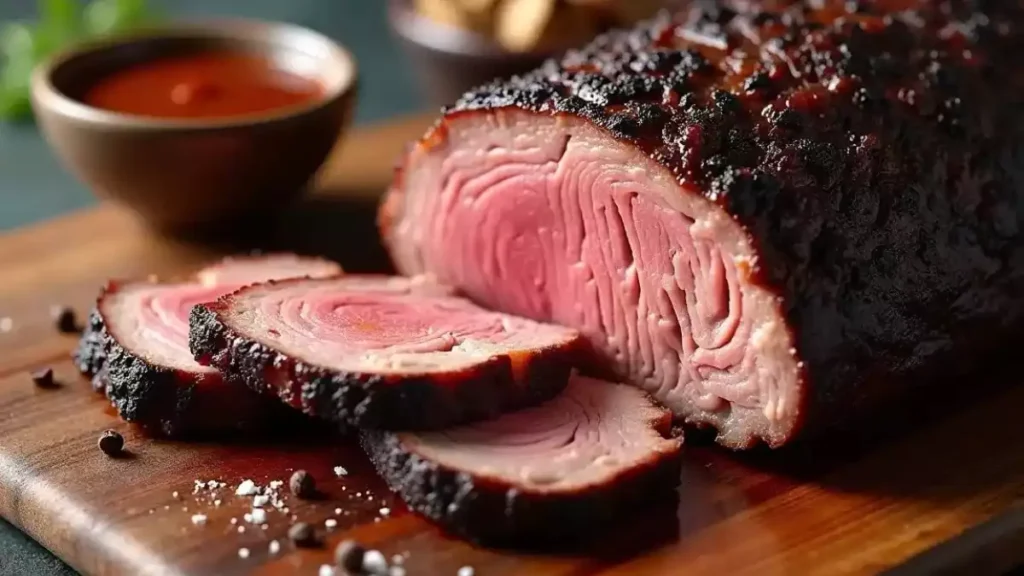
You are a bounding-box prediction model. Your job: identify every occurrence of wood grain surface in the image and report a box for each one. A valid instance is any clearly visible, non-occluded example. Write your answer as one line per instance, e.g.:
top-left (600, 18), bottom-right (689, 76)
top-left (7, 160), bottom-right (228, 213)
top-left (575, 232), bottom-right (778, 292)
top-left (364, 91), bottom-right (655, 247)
top-left (1, 113), bottom-right (1023, 576)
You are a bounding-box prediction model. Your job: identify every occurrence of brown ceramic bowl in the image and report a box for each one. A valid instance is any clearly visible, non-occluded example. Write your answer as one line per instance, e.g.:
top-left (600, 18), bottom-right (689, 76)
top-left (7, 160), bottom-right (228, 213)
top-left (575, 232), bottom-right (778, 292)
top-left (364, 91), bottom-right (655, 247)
top-left (30, 19), bottom-right (358, 234)
top-left (387, 0), bottom-right (566, 109)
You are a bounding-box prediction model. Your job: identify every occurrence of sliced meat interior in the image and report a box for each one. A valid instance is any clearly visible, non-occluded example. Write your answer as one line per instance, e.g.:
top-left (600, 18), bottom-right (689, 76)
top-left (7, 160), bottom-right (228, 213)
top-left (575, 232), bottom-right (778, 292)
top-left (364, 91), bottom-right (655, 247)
top-left (362, 373), bottom-right (683, 545)
top-left (381, 3), bottom-right (1024, 448)
top-left (189, 275), bottom-right (583, 430)
top-left (74, 254), bottom-right (341, 437)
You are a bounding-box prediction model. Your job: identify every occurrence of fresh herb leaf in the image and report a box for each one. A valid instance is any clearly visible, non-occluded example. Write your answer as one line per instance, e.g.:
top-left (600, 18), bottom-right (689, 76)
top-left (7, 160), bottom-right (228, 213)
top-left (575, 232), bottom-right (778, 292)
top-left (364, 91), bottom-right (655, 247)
top-left (0, 0), bottom-right (158, 122)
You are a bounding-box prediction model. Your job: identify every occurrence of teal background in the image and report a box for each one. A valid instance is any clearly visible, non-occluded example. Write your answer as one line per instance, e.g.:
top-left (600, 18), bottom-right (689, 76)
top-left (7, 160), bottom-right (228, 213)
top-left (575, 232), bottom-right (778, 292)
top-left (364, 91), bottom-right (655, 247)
top-left (0, 1), bottom-right (423, 574)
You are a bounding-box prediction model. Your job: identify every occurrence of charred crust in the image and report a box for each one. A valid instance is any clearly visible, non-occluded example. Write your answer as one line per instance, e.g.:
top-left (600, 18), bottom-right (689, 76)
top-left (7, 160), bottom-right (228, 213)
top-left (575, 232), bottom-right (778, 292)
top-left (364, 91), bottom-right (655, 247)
top-left (189, 304), bottom-right (580, 431)
top-left (72, 307), bottom-right (109, 390)
top-left (397, 2), bottom-right (1024, 446)
top-left (360, 429), bottom-right (683, 547)
top-left (78, 284), bottom-right (278, 438)
top-left (101, 334), bottom-right (277, 439)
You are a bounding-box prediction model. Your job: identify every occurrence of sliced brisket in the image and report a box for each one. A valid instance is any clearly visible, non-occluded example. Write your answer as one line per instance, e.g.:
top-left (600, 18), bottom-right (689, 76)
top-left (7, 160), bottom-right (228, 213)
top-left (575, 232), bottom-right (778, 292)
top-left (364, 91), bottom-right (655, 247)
top-left (74, 254), bottom-right (341, 437)
top-left (362, 373), bottom-right (682, 545)
top-left (188, 275), bottom-right (583, 430)
top-left (380, 2), bottom-right (1024, 448)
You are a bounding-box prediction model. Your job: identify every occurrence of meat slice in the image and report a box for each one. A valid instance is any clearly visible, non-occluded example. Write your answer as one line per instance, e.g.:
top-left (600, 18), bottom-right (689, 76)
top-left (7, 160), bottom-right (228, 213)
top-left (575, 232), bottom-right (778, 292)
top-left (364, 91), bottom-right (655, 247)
top-left (73, 254), bottom-right (341, 437)
top-left (380, 2), bottom-right (1024, 448)
top-left (362, 373), bottom-right (683, 545)
top-left (188, 275), bottom-right (583, 430)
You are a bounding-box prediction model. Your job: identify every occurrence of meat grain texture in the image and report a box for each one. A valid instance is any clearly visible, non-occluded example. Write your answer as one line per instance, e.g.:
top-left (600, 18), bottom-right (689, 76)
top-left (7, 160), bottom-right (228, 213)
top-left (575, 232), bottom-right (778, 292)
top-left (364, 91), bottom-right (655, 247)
top-left (381, 0), bottom-right (1024, 448)
top-left (189, 275), bottom-right (583, 431)
top-left (73, 254), bottom-right (342, 437)
top-left (361, 373), bottom-right (683, 546)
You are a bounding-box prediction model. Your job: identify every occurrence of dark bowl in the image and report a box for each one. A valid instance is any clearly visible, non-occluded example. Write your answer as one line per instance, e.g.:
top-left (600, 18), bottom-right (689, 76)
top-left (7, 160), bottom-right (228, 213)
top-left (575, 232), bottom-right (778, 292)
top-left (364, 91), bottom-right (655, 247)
top-left (387, 0), bottom-right (566, 109)
top-left (30, 19), bottom-right (358, 235)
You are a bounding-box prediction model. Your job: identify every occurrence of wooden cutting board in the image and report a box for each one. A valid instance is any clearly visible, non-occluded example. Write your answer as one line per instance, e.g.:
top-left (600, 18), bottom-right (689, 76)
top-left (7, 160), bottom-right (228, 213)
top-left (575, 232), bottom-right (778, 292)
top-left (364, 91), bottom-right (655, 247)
top-left (1, 113), bottom-right (1023, 576)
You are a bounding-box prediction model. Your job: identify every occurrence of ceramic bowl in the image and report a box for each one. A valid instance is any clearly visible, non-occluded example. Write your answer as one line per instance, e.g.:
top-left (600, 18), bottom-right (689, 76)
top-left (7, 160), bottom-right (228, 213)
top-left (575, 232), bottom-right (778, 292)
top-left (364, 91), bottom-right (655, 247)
top-left (30, 19), bottom-right (358, 234)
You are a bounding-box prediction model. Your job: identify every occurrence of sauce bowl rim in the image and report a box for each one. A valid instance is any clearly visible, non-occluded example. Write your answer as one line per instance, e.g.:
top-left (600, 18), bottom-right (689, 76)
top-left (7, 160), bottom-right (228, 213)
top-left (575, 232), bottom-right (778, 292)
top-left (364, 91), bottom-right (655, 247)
top-left (30, 17), bottom-right (358, 131)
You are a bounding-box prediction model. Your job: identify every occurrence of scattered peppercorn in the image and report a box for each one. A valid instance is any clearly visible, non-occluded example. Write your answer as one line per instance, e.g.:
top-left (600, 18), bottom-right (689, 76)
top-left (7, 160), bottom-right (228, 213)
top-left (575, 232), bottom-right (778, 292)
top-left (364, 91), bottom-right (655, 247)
top-left (334, 539), bottom-right (365, 573)
top-left (289, 469), bottom-right (316, 499)
top-left (288, 522), bottom-right (319, 548)
top-left (52, 306), bottom-right (79, 334)
top-left (30, 367), bottom-right (56, 388)
top-left (98, 430), bottom-right (124, 457)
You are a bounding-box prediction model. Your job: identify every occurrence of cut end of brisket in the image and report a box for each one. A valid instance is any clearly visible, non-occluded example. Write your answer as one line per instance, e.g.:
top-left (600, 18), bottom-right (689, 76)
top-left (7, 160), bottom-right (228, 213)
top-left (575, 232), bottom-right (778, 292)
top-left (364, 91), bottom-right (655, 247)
top-left (79, 254), bottom-right (342, 437)
top-left (383, 111), bottom-right (803, 448)
top-left (188, 275), bottom-right (583, 430)
top-left (361, 373), bottom-right (683, 546)
top-left (194, 253), bottom-right (342, 287)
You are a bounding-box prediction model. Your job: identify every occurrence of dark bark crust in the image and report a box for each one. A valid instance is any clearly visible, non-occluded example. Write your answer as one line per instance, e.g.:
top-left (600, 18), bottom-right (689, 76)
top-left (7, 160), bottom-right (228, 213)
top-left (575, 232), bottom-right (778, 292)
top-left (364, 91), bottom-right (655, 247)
top-left (391, 1), bottom-right (1024, 444)
top-left (188, 303), bottom-right (583, 431)
top-left (360, 428), bottom-right (683, 546)
top-left (72, 307), bottom-right (109, 393)
top-left (75, 283), bottom-right (280, 438)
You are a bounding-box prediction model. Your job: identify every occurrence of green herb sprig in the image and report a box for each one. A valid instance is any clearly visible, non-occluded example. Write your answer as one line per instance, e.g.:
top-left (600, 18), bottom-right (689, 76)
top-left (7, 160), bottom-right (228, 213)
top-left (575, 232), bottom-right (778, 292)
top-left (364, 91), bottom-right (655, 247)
top-left (0, 0), bottom-right (160, 121)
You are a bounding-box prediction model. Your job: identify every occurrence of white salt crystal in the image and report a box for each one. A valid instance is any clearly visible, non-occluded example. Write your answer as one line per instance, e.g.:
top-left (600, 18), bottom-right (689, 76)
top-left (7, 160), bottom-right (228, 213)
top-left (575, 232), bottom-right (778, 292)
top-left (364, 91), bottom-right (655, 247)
top-left (319, 565), bottom-right (335, 576)
top-left (362, 550), bottom-right (388, 574)
top-left (252, 495), bottom-right (269, 507)
top-left (238, 548), bottom-right (250, 559)
top-left (190, 514), bottom-right (207, 526)
top-left (249, 508), bottom-right (267, 524)
top-left (458, 567), bottom-right (475, 576)
top-left (236, 480), bottom-right (257, 496)
top-left (325, 518), bottom-right (338, 529)
top-left (334, 466), bottom-right (348, 477)
top-left (268, 540), bottom-right (280, 555)
top-left (379, 507), bottom-right (390, 517)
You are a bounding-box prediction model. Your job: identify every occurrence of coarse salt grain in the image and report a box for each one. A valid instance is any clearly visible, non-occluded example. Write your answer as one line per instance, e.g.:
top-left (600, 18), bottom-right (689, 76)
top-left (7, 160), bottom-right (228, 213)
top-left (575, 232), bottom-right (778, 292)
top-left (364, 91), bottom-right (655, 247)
top-left (236, 480), bottom-right (257, 496)
top-left (335, 508), bottom-right (343, 515)
top-left (237, 526), bottom-right (245, 534)
top-left (249, 509), bottom-right (267, 524)
top-left (334, 466), bottom-right (348, 477)
top-left (214, 500), bottom-right (222, 507)
top-left (319, 565), bottom-right (335, 576)
top-left (379, 507), bottom-right (390, 517)
top-left (269, 540), bottom-right (280, 555)
top-left (458, 567), bottom-right (475, 576)
top-left (253, 495), bottom-right (269, 507)
top-left (238, 548), bottom-right (250, 559)
top-left (390, 567), bottom-right (406, 576)
top-left (362, 550), bottom-right (388, 574)
top-left (230, 518), bottom-right (237, 525)
top-left (325, 518), bottom-right (338, 529)
top-left (172, 491), bottom-right (180, 499)
top-left (392, 554), bottom-right (404, 565)
top-left (191, 514), bottom-right (207, 526)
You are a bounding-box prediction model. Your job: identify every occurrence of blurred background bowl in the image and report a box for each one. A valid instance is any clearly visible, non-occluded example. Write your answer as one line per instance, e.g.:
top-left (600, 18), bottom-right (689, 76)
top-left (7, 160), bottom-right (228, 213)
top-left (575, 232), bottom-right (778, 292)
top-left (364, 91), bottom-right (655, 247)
top-left (388, 0), bottom-right (574, 109)
top-left (30, 18), bottom-right (358, 235)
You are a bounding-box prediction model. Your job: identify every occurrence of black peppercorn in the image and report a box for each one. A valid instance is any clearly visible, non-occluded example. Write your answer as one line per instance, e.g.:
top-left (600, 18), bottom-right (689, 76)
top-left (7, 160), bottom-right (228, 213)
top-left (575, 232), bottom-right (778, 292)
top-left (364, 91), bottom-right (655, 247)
top-left (288, 522), bottom-right (319, 548)
top-left (289, 469), bottom-right (316, 499)
top-left (52, 306), bottom-right (79, 334)
top-left (31, 368), bottom-right (56, 388)
top-left (334, 539), bottom-right (365, 573)
top-left (98, 430), bottom-right (124, 457)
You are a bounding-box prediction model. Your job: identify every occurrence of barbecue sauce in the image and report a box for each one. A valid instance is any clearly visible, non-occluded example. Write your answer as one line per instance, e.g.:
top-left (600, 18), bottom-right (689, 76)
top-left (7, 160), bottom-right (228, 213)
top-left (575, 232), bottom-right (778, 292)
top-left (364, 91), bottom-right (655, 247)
top-left (83, 52), bottom-right (323, 119)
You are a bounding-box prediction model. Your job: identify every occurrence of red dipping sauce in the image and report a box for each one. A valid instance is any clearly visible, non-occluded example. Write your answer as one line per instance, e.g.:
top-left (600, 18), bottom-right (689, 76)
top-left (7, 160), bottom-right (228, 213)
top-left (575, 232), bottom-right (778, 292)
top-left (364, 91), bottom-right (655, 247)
top-left (83, 52), bottom-right (324, 119)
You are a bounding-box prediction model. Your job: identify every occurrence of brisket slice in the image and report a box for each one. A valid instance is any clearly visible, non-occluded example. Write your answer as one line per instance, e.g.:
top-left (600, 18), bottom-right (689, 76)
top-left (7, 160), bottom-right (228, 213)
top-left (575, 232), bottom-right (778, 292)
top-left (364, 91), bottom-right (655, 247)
top-left (361, 373), bottom-right (683, 546)
top-left (73, 254), bottom-right (342, 437)
top-left (188, 275), bottom-right (583, 430)
top-left (380, 2), bottom-right (1024, 448)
